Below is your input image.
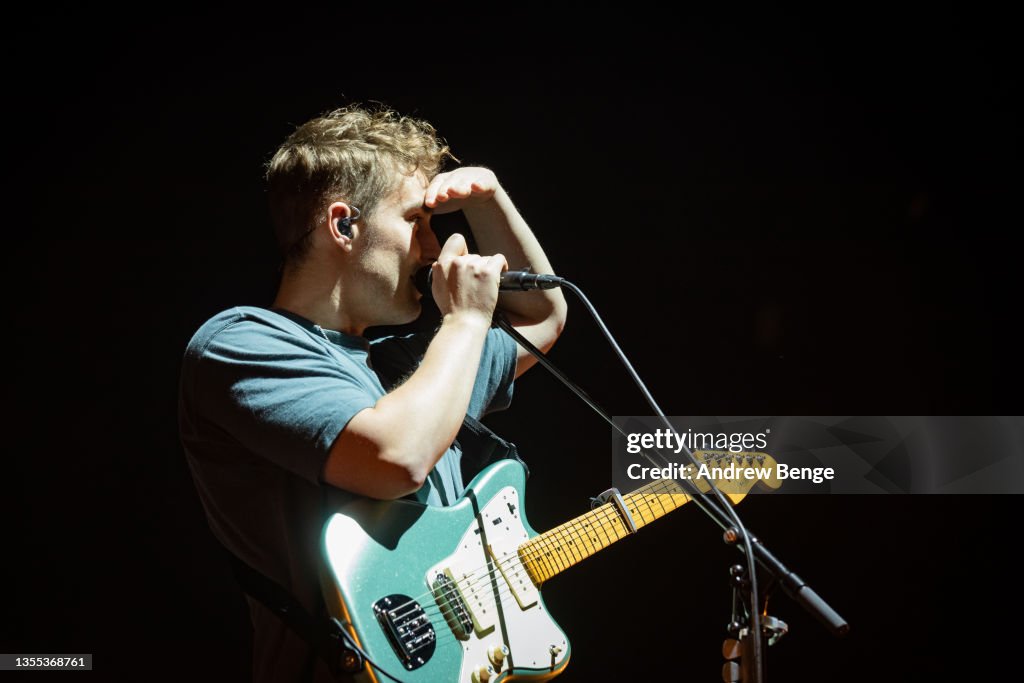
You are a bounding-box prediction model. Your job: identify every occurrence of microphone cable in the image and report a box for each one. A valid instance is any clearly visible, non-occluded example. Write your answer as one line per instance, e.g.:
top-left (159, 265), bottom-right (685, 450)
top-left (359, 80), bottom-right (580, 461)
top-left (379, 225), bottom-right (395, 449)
top-left (495, 277), bottom-right (767, 683)
top-left (420, 264), bottom-right (767, 681)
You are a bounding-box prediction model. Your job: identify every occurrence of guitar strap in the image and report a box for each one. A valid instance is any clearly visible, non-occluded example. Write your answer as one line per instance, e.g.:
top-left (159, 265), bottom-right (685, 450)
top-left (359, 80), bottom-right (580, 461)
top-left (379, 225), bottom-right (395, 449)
top-left (224, 413), bottom-right (526, 682)
top-left (456, 413), bottom-right (529, 485)
top-left (223, 536), bottom-right (361, 682)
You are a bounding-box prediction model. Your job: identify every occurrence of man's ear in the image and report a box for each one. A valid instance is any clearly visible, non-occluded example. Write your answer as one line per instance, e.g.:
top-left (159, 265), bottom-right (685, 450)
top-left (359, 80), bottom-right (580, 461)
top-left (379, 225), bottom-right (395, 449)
top-left (328, 201), bottom-right (359, 250)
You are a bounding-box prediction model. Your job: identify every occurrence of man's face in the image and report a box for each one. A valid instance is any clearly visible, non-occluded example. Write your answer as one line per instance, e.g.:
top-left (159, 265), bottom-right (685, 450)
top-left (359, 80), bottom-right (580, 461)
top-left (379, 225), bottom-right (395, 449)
top-left (348, 169), bottom-right (441, 327)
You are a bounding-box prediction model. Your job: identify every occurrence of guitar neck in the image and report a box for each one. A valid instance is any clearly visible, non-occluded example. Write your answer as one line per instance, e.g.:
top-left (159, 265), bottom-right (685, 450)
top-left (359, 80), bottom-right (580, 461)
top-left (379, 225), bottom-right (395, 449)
top-left (517, 478), bottom-right (692, 585)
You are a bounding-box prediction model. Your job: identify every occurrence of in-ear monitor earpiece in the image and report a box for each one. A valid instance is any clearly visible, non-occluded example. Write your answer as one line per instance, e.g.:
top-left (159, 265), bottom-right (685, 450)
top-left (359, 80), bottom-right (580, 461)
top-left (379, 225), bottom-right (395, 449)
top-left (338, 205), bottom-right (361, 239)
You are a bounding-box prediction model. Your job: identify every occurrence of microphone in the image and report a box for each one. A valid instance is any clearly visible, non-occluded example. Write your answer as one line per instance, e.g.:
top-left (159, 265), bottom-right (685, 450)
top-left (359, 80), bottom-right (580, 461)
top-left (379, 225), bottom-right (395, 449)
top-left (498, 269), bottom-right (564, 291)
top-left (414, 266), bottom-right (563, 296)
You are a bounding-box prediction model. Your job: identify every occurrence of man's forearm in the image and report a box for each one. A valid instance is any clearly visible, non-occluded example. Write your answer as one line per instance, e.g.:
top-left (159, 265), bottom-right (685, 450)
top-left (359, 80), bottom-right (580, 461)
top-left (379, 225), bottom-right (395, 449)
top-left (464, 186), bottom-right (568, 327)
top-left (368, 312), bottom-right (491, 483)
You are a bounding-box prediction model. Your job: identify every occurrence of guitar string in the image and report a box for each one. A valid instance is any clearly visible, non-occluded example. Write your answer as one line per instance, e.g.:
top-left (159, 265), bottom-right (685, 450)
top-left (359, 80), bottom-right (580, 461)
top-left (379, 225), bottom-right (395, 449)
top-left (402, 484), bottom-right (734, 655)
top-left (384, 460), bottom-right (752, 626)
top-left (387, 494), bottom-right (660, 651)
top-left (381, 457), bottom-right (755, 632)
top-left (388, 478), bottom-right (697, 626)
top-left (375, 479), bottom-right (697, 636)
top-left (397, 486), bottom-right (700, 652)
top-left (386, 478), bottom-right (684, 619)
top-left (382, 494), bottom-right (636, 625)
top-left (407, 475), bottom-right (751, 654)
top-left (361, 464), bottom-right (758, 652)
top-left (399, 476), bottom-right (741, 654)
top-left (377, 492), bottom-right (652, 648)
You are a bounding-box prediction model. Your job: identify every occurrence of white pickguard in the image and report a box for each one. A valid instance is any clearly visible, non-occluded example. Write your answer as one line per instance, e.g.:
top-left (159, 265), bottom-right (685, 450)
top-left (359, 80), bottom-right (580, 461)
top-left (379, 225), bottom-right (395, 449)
top-left (426, 486), bottom-right (568, 681)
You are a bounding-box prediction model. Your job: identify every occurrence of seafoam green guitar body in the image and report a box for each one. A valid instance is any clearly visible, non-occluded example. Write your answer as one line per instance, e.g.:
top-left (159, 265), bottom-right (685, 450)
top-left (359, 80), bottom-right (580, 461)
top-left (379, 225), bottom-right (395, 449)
top-left (321, 459), bottom-right (571, 682)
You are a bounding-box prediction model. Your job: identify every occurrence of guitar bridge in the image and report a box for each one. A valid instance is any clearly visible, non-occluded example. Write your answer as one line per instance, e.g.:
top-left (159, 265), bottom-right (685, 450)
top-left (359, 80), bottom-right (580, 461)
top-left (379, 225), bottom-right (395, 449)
top-left (372, 594), bottom-right (435, 670)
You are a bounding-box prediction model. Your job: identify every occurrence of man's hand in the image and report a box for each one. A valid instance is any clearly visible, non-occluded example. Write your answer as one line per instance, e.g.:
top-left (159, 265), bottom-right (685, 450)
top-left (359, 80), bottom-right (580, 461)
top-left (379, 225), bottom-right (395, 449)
top-left (431, 233), bottom-right (507, 323)
top-left (424, 167), bottom-right (499, 215)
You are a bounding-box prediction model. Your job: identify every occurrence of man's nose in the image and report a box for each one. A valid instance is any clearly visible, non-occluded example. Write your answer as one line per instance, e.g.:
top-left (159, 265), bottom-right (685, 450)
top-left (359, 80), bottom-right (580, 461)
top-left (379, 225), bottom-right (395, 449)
top-left (417, 222), bottom-right (442, 263)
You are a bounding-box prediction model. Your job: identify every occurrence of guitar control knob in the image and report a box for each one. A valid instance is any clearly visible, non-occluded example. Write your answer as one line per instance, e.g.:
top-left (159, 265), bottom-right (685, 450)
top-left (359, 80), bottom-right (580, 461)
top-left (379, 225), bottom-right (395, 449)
top-left (471, 664), bottom-right (494, 683)
top-left (488, 644), bottom-right (509, 670)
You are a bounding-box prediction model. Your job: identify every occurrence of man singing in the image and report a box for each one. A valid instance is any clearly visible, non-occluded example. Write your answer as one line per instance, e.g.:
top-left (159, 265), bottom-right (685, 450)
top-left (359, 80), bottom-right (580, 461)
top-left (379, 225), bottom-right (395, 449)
top-left (178, 104), bottom-right (566, 682)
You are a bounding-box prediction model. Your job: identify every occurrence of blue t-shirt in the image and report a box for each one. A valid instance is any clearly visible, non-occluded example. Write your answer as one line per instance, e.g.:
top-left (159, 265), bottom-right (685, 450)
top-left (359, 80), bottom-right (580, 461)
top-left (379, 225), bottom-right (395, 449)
top-left (178, 305), bottom-right (517, 683)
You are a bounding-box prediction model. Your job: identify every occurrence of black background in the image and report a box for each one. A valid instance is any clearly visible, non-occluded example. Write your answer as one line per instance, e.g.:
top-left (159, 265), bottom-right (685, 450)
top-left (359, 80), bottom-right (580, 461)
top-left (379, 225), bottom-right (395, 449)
top-left (7, 5), bottom-right (1021, 681)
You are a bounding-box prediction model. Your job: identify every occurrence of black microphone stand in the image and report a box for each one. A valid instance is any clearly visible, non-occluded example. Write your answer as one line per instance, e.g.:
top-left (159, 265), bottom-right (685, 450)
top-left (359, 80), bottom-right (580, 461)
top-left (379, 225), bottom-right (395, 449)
top-left (489, 278), bottom-right (849, 682)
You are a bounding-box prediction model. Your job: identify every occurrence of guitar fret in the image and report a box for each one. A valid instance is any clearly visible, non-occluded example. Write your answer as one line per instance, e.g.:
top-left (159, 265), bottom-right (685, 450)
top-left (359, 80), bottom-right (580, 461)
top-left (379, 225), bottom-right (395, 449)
top-left (516, 454), bottom-right (765, 585)
top-left (520, 502), bottom-right (625, 583)
top-left (519, 478), bottom-right (700, 584)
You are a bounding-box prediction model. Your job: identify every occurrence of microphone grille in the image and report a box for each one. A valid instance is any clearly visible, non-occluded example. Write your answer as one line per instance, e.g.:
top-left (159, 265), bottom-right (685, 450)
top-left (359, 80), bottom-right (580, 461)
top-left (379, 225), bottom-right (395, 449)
top-left (413, 265), bottom-right (433, 296)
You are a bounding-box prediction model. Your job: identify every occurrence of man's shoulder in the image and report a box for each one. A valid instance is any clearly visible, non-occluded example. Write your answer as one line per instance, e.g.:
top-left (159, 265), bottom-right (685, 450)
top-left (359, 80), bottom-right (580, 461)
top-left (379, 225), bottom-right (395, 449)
top-left (367, 325), bottom-right (510, 356)
top-left (184, 306), bottom-right (320, 360)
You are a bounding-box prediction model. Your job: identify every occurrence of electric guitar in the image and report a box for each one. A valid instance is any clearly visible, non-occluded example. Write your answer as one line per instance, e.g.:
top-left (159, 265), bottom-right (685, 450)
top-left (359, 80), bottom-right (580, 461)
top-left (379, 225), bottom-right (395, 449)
top-left (320, 451), bottom-right (780, 682)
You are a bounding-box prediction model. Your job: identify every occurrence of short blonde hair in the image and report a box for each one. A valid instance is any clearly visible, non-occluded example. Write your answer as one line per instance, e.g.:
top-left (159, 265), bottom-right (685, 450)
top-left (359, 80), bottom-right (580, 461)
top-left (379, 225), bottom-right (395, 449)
top-left (266, 104), bottom-right (457, 262)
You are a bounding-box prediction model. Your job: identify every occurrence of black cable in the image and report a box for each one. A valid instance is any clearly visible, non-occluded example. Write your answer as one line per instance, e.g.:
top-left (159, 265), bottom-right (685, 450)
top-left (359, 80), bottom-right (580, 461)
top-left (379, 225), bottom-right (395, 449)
top-left (493, 314), bottom-right (736, 530)
top-left (500, 278), bottom-right (766, 682)
top-left (331, 618), bottom-right (408, 683)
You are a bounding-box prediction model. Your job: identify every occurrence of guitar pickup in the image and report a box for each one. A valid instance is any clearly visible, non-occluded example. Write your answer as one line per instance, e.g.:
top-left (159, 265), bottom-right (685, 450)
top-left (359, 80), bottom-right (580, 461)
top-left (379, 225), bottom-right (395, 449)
top-left (432, 572), bottom-right (473, 640)
top-left (434, 568), bottom-right (495, 637)
top-left (489, 545), bottom-right (539, 610)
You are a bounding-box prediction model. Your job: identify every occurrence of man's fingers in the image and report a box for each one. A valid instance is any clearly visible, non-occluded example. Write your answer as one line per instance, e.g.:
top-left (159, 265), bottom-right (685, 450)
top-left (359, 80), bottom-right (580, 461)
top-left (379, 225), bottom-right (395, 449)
top-left (436, 238), bottom-right (506, 301)
top-left (485, 253), bottom-right (509, 279)
top-left (445, 183), bottom-right (469, 197)
top-left (427, 173), bottom-right (490, 205)
top-left (426, 173), bottom-right (453, 207)
top-left (438, 232), bottom-right (469, 261)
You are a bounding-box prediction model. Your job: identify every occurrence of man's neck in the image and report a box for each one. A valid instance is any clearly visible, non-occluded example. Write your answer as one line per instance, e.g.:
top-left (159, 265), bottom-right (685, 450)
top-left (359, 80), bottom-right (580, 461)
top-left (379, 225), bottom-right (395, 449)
top-left (273, 266), bottom-right (367, 336)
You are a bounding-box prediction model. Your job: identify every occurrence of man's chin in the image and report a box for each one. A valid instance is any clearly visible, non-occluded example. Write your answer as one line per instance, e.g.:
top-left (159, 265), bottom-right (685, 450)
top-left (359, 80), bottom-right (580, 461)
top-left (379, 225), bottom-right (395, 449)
top-left (404, 301), bottom-right (422, 323)
top-left (388, 301), bottom-right (422, 327)
top-left (373, 284), bottom-right (423, 327)
top-left (365, 303), bottom-right (421, 334)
